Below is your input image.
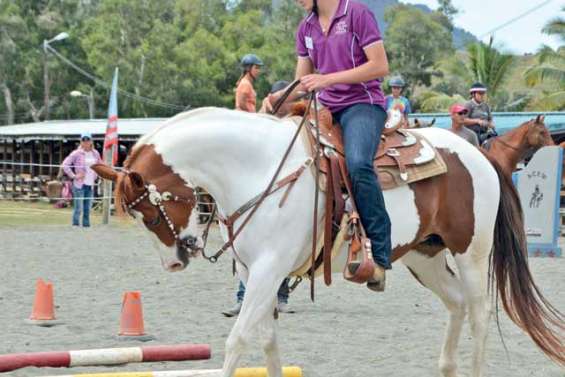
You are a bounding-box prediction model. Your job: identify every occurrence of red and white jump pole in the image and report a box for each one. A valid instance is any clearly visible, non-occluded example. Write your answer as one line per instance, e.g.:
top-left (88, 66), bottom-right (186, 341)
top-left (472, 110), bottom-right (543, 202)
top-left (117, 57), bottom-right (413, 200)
top-left (41, 366), bottom-right (303, 377)
top-left (0, 344), bottom-right (210, 373)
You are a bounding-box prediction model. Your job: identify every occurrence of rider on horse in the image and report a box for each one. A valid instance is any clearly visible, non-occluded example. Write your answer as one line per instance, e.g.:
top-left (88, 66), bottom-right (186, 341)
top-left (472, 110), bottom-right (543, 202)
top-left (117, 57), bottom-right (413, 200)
top-left (463, 82), bottom-right (498, 145)
top-left (290, 0), bottom-right (392, 290)
top-left (385, 76), bottom-right (411, 126)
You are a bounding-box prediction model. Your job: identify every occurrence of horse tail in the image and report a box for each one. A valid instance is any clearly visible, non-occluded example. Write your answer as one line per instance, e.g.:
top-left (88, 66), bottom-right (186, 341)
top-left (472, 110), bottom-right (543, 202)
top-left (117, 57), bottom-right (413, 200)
top-left (487, 154), bottom-right (565, 365)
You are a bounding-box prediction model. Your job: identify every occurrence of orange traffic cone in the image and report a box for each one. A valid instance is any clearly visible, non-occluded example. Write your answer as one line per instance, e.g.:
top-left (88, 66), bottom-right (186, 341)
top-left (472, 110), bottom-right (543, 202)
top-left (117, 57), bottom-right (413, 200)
top-left (26, 279), bottom-right (61, 326)
top-left (118, 291), bottom-right (154, 341)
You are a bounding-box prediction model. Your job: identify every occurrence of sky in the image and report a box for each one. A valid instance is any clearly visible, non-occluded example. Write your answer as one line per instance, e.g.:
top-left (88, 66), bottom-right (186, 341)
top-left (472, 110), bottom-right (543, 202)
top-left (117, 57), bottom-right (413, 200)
top-left (401, 0), bottom-right (563, 54)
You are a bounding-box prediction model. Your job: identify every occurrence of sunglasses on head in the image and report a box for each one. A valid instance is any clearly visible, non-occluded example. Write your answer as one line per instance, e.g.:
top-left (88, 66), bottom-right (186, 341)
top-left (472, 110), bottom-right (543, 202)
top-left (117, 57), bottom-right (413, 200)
top-left (81, 137), bottom-right (91, 141)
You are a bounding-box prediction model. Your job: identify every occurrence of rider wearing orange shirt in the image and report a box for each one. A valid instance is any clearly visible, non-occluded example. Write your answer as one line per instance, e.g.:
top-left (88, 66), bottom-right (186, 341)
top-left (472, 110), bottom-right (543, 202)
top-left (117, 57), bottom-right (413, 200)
top-left (235, 54), bottom-right (263, 112)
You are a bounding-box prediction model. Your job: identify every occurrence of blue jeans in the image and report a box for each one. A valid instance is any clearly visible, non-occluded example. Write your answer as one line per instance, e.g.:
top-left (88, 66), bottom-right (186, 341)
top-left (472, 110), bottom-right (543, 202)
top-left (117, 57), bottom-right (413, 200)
top-left (333, 103), bottom-right (392, 269)
top-left (236, 278), bottom-right (290, 304)
top-left (72, 185), bottom-right (93, 227)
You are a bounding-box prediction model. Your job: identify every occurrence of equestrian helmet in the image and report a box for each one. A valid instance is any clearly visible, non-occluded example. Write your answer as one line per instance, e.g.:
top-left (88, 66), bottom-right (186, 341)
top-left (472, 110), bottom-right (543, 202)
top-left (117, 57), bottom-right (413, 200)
top-left (241, 54), bottom-right (264, 68)
top-left (469, 82), bottom-right (487, 93)
top-left (270, 80), bottom-right (290, 93)
top-left (388, 77), bottom-right (406, 88)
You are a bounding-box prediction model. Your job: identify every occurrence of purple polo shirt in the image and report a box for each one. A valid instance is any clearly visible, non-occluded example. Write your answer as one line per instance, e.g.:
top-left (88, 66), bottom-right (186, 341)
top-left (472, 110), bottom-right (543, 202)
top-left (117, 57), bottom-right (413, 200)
top-left (296, 0), bottom-right (385, 113)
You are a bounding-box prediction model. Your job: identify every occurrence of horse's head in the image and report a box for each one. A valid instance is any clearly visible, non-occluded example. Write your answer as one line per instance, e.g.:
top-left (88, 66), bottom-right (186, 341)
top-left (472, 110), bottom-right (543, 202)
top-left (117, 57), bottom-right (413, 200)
top-left (91, 145), bottom-right (202, 272)
top-left (526, 115), bottom-right (554, 149)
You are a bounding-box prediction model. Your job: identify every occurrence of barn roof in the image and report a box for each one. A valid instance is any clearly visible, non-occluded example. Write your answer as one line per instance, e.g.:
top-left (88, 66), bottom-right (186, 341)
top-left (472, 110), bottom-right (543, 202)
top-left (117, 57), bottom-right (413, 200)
top-left (0, 118), bottom-right (166, 142)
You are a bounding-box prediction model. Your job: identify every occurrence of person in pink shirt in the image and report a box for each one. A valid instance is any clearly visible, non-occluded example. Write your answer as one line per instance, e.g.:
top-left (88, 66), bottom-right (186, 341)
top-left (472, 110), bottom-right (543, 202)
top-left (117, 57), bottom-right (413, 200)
top-left (62, 132), bottom-right (103, 227)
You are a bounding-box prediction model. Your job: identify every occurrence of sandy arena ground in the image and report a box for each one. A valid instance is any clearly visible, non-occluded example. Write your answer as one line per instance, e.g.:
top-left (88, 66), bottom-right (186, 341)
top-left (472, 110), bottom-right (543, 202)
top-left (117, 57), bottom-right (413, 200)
top-left (0, 224), bottom-right (563, 377)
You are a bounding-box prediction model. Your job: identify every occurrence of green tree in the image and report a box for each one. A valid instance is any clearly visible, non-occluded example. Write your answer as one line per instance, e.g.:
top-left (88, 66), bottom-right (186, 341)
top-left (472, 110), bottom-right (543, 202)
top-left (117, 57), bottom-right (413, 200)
top-left (437, 0), bottom-right (458, 21)
top-left (523, 9), bottom-right (565, 110)
top-left (417, 90), bottom-right (465, 112)
top-left (384, 5), bottom-right (452, 91)
top-left (0, 1), bottom-right (26, 124)
top-left (466, 37), bottom-right (514, 103)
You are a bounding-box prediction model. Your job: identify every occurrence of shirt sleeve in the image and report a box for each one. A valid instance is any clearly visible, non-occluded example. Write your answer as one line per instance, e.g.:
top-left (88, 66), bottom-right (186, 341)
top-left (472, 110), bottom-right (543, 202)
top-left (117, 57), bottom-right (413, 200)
top-left (62, 151), bottom-right (76, 178)
top-left (464, 101), bottom-right (473, 113)
top-left (404, 98), bottom-right (412, 115)
top-left (471, 132), bottom-right (480, 147)
top-left (95, 150), bottom-right (103, 164)
top-left (353, 7), bottom-right (382, 48)
top-left (295, 20), bottom-right (309, 57)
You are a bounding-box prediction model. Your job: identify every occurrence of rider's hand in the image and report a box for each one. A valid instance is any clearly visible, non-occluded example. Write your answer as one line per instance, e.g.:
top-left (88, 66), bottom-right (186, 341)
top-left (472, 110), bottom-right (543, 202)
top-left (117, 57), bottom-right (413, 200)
top-left (300, 74), bottom-right (332, 92)
top-left (260, 96), bottom-right (273, 113)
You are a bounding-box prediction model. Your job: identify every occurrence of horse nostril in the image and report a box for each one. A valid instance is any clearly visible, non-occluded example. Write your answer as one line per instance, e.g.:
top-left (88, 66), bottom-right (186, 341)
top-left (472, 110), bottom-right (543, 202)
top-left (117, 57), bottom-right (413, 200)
top-left (170, 262), bottom-right (183, 270)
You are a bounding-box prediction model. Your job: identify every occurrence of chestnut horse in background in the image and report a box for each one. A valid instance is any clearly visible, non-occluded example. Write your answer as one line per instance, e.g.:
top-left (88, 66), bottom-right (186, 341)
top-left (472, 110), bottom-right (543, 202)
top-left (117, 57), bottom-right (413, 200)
top-left (482, 115), bottom-right (554, 176)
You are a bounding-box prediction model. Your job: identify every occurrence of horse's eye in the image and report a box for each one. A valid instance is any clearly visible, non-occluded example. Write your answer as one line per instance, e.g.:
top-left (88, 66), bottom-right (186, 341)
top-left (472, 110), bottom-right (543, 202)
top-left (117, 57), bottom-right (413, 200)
top-left (144, 215), bottom-right (161, 227)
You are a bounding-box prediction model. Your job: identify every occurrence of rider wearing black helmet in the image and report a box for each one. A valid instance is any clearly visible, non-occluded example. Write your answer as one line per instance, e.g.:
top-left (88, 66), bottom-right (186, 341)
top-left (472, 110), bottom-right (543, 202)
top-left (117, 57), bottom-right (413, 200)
top-left (463, 83), bottom-right (496, 144)
top-left (235, 54), bottom-right (264, 112)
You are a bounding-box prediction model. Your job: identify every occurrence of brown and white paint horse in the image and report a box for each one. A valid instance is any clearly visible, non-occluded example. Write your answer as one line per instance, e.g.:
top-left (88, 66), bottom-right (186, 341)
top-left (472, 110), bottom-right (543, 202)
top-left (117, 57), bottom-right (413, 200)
top-left (483, 115), bottom-right (555, 176)
top-left (93, 107), bottom-right (564, 377)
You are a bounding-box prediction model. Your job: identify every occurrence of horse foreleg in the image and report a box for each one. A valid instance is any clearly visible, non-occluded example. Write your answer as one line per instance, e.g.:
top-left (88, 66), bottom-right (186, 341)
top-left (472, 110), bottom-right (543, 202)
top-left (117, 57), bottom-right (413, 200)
top-left (454, 250), bottom-right (492, 377)
top-left (258, 310), bottom-right (282, 377)
top-left (222, 263), bottom-right (284, 377)
top-left (402, 250), bottom-right (466, 377)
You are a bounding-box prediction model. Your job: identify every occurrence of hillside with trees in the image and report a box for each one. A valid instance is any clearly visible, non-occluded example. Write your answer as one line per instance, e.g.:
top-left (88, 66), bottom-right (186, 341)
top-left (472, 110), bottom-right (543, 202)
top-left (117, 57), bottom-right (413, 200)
top-left (0, 0), bottom-right (562, 125)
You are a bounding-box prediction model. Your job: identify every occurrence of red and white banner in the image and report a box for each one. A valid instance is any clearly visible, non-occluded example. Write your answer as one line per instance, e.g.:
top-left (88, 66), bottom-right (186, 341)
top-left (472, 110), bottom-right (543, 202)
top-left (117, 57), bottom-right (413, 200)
top-left (104, 68), bottom-right (119, 166)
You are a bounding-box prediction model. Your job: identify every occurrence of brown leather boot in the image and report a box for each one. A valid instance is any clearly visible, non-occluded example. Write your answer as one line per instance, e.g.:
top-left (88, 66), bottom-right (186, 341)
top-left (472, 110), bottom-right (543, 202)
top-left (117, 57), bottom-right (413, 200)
top-left (367, 264), bottom-right (386, 292)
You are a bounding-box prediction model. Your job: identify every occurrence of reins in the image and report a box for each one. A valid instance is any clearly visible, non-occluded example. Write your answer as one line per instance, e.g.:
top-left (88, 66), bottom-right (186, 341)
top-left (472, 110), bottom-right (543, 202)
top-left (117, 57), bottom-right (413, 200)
top-left (121, 82), bottom-right (324, 298)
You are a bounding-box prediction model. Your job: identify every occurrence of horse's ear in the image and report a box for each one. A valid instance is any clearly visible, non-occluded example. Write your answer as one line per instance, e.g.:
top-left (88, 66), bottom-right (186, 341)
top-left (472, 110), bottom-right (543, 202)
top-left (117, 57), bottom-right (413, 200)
top-left (128, 172), bottom-right (145, 191)
top-left (430, 118), bottom-right (436, 126)
top-left (535, 114), bottom-right (545, 124)
top-left (91, 164), bottom-right (119, 182)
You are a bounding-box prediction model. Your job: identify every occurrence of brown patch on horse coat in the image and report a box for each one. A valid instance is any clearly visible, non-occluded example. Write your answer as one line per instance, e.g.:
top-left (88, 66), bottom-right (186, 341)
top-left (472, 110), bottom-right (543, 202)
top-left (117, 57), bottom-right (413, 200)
top-left (119, 144), bottom-right (195, 247)
top-left (390, 148), bottom-right (475, 262)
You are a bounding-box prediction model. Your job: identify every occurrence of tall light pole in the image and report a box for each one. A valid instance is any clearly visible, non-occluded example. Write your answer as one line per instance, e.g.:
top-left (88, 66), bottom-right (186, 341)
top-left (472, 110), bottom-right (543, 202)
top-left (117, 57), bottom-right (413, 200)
top-left (70, 89), bottom-right (95, 119)
top-left (43, 32), bottom-right (69, 121)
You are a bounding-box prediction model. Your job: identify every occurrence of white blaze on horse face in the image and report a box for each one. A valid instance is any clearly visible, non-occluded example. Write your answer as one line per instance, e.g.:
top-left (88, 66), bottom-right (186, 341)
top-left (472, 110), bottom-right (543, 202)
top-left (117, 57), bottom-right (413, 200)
top-left (131, 209), bottom-right (184, 272)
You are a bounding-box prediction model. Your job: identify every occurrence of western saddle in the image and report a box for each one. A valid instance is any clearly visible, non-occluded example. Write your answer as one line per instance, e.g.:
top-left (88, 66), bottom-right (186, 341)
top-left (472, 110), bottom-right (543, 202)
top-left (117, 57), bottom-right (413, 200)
top-left (288, 102), bottom-right (446, 286)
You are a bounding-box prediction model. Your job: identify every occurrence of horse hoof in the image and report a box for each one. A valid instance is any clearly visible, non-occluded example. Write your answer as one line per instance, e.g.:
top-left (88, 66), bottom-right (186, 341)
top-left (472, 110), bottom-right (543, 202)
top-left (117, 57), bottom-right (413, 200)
top-left (367, 267), bottom-right (386, 292)
top-left (367, 280), bottom-right (386, 292)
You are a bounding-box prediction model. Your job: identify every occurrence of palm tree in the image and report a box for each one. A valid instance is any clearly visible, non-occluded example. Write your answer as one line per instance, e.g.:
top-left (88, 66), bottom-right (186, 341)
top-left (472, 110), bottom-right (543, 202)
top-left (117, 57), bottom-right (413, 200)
top-left (418, 90), bottom-right (466, 112)
top-left (466, 37), bottom-right (514, 100)
top-left (523, 8), bottom-right (565, 110)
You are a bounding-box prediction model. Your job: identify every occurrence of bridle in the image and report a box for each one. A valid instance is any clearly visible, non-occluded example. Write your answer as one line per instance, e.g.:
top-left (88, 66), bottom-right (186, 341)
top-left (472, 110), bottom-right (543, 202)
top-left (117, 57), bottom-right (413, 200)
top-left (121, 175), bottom-right (201, 253)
